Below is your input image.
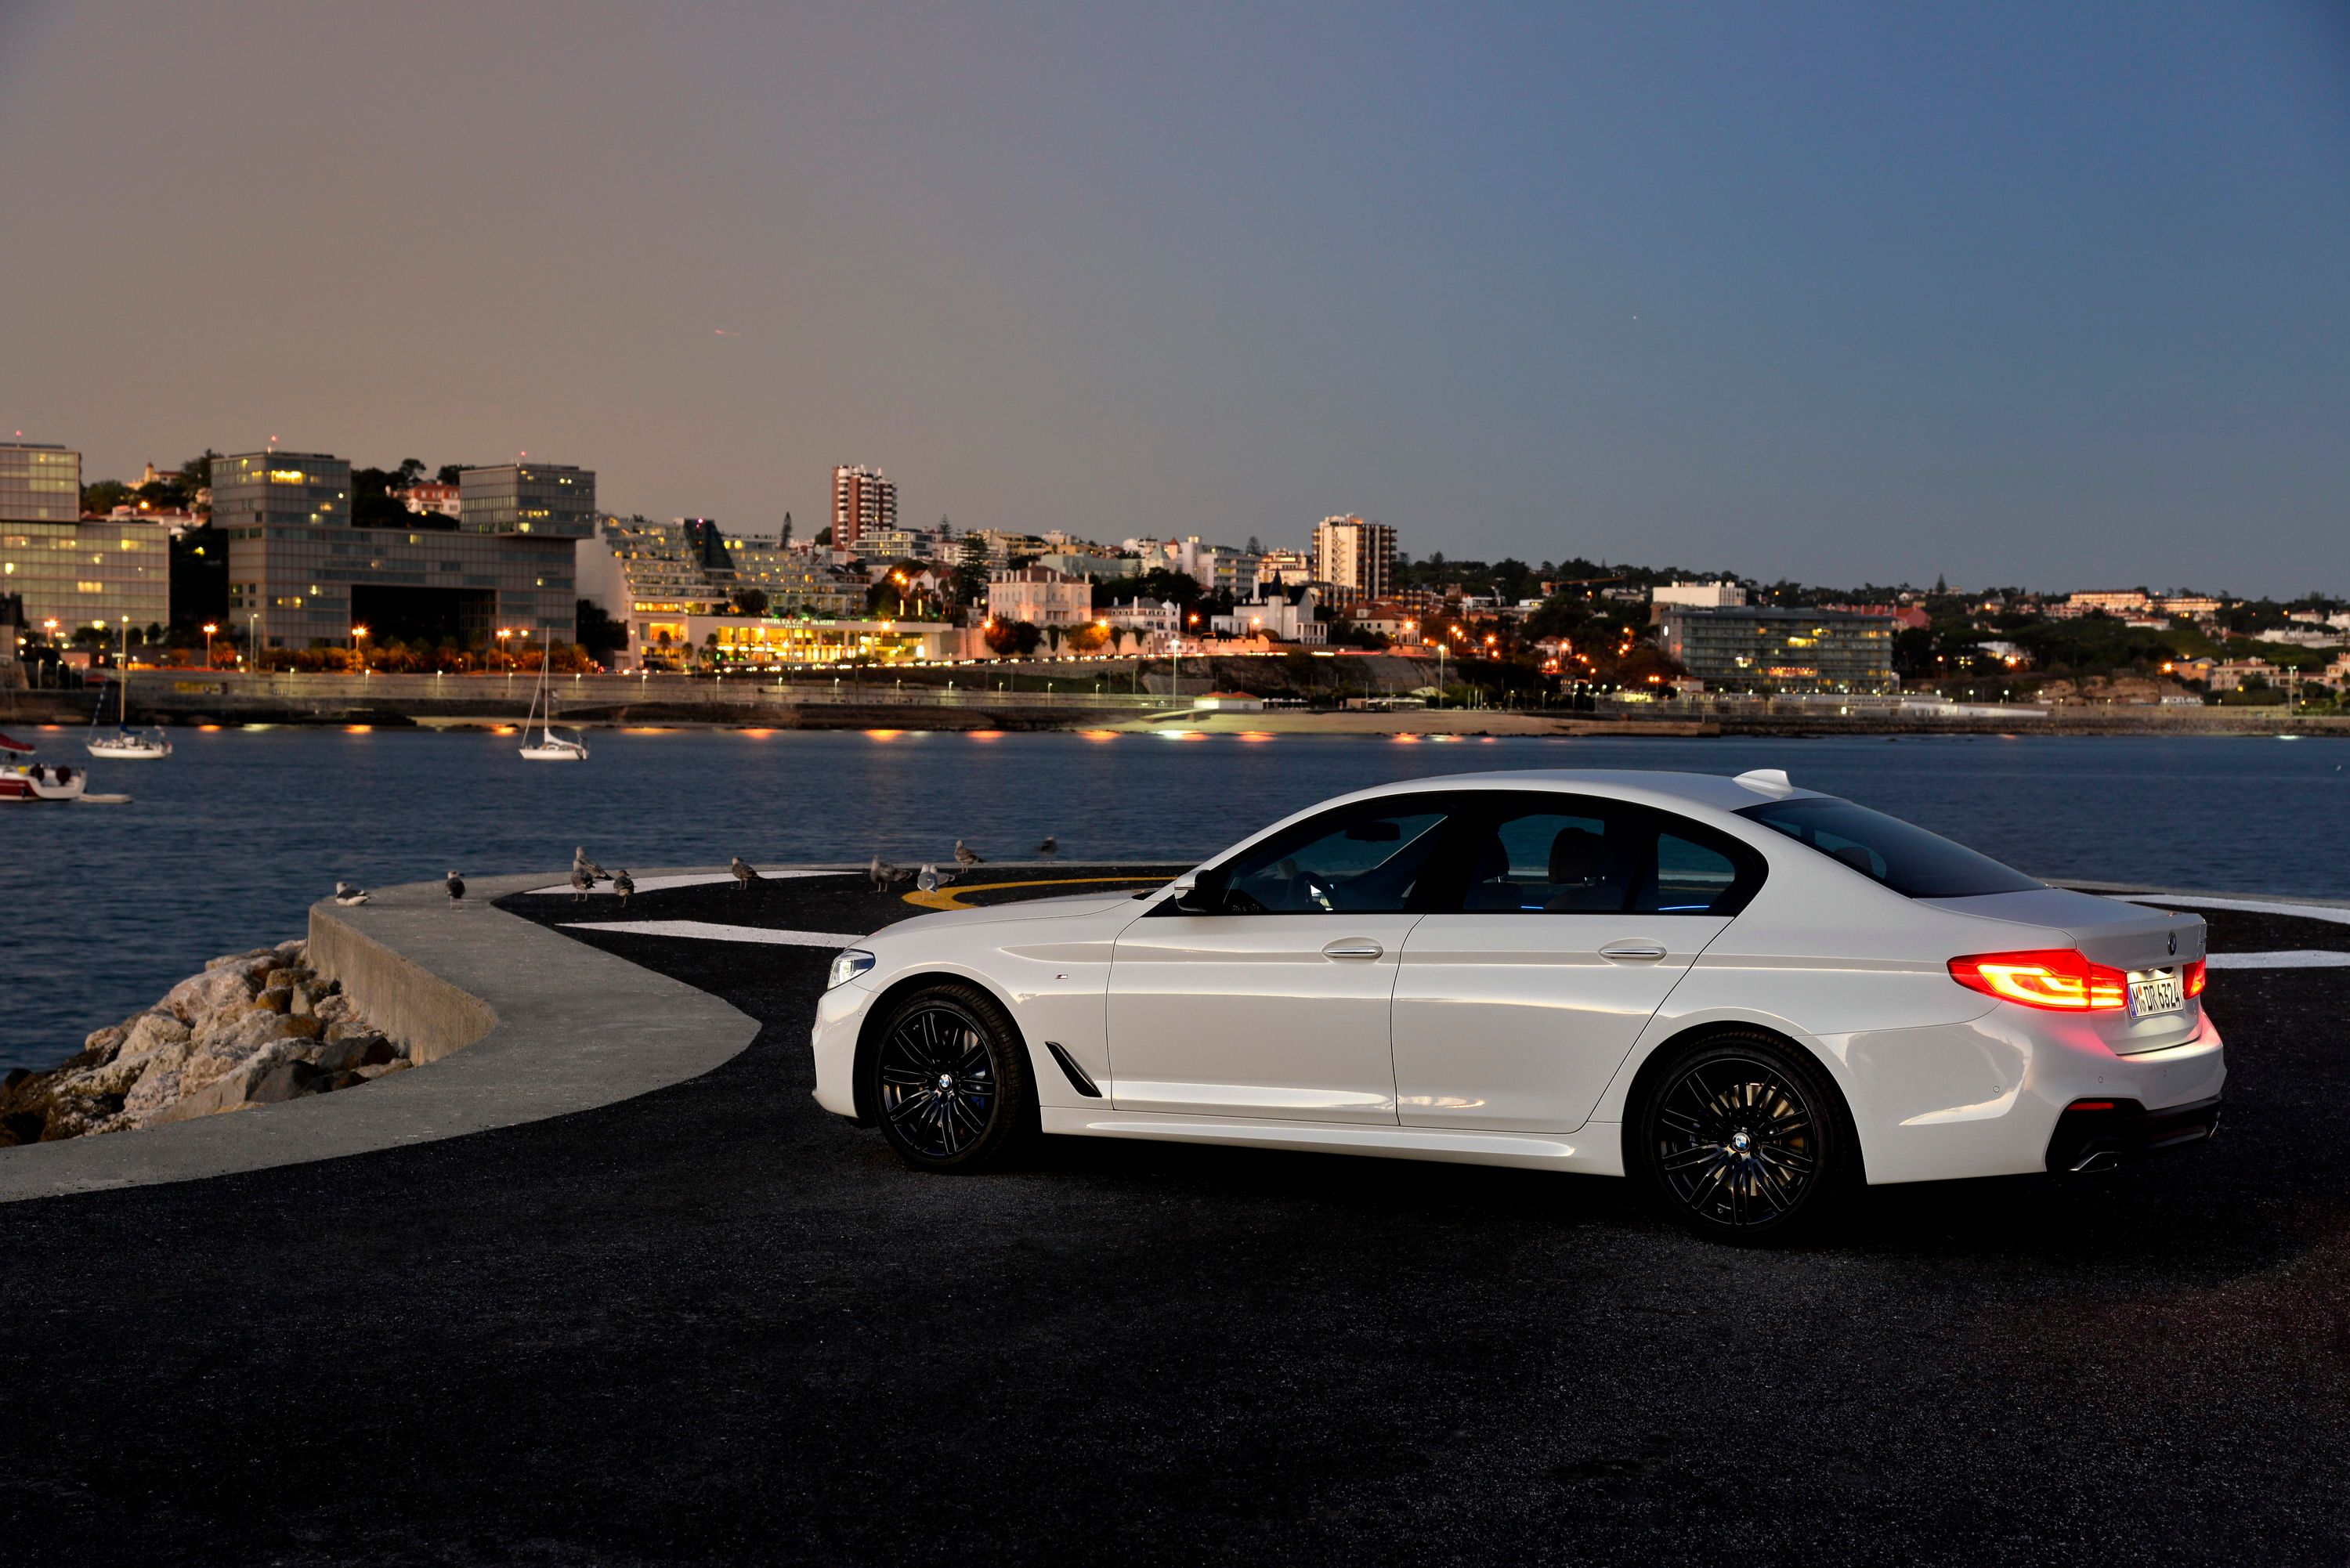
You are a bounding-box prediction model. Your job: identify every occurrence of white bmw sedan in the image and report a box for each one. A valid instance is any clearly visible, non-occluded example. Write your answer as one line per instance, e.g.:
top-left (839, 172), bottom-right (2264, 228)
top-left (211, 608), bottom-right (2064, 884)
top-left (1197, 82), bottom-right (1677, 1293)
top-left (812, 769), bottom-right (2225, 1241)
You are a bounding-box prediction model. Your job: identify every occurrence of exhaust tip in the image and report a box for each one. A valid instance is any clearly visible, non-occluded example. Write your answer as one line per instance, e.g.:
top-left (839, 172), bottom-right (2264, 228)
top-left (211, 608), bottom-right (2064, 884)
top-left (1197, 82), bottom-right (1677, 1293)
top-left (2069, 1149), bottom-right (2122, 1174)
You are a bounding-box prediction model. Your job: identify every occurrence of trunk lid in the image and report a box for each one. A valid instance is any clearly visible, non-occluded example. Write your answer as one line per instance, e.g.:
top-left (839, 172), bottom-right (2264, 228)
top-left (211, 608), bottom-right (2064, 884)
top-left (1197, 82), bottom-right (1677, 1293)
top-left (1924, 887), bottom-right (2205, 970)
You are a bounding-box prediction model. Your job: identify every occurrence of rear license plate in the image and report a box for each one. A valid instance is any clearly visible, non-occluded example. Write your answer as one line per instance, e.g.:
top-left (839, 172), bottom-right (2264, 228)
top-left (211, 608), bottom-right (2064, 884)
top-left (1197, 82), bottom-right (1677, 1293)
top-left (2129, 970), bottom-right (2186, 1019)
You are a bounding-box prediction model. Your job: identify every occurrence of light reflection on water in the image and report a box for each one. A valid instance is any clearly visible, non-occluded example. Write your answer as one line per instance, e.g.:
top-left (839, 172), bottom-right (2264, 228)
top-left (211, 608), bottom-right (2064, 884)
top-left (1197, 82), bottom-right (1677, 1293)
top-left (1, 728), bottom-right (2342, 1070)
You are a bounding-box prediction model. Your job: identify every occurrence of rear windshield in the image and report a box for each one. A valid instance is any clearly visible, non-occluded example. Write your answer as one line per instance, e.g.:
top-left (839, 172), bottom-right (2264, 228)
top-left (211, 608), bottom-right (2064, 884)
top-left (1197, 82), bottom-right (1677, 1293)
top-left (1736, 797), bottom-right (2041, 898)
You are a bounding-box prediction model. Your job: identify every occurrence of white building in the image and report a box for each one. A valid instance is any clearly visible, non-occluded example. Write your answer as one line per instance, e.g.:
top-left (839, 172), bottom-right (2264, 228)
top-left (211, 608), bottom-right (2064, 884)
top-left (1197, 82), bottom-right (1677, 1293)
top-left (1211, 587), bottom-right (1327, 645)
top-left (393, 482), bottom-right (463, 520)
top-left (1653, 580), bottom-right (1748, 609)
top-left (1311, 515), bottom-right (1395, 605)
top-left (986, 565), bottom-right (1091, 627)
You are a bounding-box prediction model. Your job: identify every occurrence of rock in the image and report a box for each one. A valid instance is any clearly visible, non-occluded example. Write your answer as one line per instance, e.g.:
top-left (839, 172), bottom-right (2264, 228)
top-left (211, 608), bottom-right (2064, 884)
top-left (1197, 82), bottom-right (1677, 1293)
top-left (356, 1059), bottom-right (412, 1080)
top-left (322, 1070), bottom-right (369, 1093)
top-left (82, 1024), bottom-right (128, 1063)
top-left (257, 988), bottom-right (291, 1015)
top-left (204, 947), bottom-right (277, 971)
top-left (312, 994), bottom-right (353, 1024)
top-left (275, 938), bottom-right (306, 961)
top-left (244, 1060), bottom-right (321, 1104)
top-left (122, 1012), bottom-right (191, 1057)
top-left (2, 1068), bottom-right (27, 1091)
top-left (119, 1064), bottom-right (186, 1123)
top-left (315, 1032), bottom-right (397, 1075)
top-left (289, 987), bottom-right (314, 1017)
top-left (182, 1009), bottom-right (315, 1093)
top-left (165, 960), bottom-right (269, 1022)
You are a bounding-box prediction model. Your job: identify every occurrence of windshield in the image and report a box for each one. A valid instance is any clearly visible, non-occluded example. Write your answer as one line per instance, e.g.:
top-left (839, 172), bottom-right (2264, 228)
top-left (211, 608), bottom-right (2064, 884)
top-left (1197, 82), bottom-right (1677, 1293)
top-left (1736, 797), bottom-right (2041, 898)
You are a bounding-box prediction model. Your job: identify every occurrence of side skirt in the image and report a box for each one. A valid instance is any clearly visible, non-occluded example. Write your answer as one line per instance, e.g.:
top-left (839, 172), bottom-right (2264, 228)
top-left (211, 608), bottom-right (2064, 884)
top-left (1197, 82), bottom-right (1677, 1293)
top-left (1039, 1107), bottom-right (1627, 1177)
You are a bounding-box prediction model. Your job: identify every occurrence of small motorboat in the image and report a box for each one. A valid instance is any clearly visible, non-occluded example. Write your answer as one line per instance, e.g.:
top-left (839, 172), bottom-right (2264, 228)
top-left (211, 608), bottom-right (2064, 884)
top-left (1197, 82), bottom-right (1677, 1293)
top-left (518, 656), bottom-right (589, 762)
top-left (0, 733), bottom-right (89, 802)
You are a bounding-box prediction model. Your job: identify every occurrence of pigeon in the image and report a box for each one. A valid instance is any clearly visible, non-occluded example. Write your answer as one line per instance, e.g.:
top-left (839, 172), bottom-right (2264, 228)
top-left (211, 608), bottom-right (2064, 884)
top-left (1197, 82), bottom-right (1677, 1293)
top-left (954, 839), bottom-right (983, 869)
top-left (613, 869), bottom-right (634, 906)
top-left (570, 865), bottom-right (594, 903)
top-left (333, 881), bottom-right (370, 906)
top-left (446, 870), bottom-right (466, 908)
top-left (1036, 835), bottom-right (1058, 858)
top-left (731, 856), bottom-right (761, 893)
top-left (573, 845), bottom-right (610, 883)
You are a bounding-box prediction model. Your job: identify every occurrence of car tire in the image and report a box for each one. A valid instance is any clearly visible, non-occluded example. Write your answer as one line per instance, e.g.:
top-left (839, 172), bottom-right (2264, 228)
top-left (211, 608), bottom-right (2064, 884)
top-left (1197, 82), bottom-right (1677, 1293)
top-left (866, 982), bottom-right (1038, 1174)
top-left (1630, 1032), bottom-right (1853, 1245)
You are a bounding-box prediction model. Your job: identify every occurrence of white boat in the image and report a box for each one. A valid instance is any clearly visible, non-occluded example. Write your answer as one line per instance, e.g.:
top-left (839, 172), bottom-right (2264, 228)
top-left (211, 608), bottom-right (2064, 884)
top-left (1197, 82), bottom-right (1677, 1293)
top-left (0, 732), bottom-right (89, 802)
top-left (518, 658), bottom-right (589, 762)
top-left (85, 627), bottom-right (172, 759)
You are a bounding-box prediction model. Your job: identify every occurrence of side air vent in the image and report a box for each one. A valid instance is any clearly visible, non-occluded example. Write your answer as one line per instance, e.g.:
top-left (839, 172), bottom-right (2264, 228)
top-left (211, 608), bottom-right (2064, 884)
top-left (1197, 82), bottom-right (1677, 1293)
top-left (1043, 1041), bottom-right (1102, 1098)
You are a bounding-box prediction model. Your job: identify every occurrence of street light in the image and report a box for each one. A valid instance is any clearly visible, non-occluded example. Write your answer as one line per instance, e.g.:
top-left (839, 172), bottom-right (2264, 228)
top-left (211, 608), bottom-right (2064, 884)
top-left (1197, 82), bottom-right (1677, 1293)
top-left (351, 625), bottom-right (368, 674)
top-left (202, 622), bottom-right (219, 670)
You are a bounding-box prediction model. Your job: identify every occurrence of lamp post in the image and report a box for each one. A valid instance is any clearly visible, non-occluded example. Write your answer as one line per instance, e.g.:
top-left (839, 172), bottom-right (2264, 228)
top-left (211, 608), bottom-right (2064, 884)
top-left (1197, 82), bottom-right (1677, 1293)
top-left (202, 622), bottom-right (219, 671)
top-left (351, 625), bottom-right (368, 674)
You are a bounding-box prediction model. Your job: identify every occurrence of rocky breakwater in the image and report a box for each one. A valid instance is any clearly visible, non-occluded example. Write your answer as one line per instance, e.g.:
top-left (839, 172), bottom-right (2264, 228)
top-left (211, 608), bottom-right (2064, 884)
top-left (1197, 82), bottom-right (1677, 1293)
top-left (0, 940), bottom-right (410, 1146)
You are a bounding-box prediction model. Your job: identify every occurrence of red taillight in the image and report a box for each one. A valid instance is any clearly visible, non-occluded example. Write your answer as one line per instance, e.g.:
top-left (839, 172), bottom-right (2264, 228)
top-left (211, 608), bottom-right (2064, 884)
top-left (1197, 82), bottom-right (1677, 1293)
top-left (2183, 958), bottom-right (2207, 998)
top-left (1948, 948), bottom-right (2129, 1011)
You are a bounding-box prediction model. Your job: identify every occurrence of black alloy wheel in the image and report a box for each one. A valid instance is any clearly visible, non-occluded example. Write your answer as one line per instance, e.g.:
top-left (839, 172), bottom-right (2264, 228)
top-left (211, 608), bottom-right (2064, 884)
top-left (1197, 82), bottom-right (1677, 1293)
top-left (867, 984), bottom-right (1036, 1172)
top-left (1633, 1035), bottom-right (1852, 1243)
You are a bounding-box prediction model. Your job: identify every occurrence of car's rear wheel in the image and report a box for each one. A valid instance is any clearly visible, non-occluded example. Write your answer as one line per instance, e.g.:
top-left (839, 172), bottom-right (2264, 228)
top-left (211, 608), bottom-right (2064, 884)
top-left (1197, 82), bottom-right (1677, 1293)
top-left (1631, 1034), bottom-right (1853, 1244)
top-left (866, 983), bottom-right (1036, 1173)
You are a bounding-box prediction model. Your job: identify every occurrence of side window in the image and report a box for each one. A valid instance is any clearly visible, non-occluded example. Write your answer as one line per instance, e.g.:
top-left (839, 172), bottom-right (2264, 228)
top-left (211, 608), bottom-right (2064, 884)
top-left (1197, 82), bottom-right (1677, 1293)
top-left (1217, 801), bottom-right (1456, 914)
top-left (1645, 831), bottom-right (1743, 913)
top-left (1454, 797), bottom-right (1768, 916)
top-left (1460, 801), bottom-right (1638, 913)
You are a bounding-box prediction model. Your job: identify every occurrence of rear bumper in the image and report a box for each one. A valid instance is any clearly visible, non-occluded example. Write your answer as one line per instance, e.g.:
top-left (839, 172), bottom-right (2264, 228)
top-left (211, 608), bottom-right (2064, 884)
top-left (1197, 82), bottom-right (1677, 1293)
top-left (2045, 1095), bottom-right (2222, 1173)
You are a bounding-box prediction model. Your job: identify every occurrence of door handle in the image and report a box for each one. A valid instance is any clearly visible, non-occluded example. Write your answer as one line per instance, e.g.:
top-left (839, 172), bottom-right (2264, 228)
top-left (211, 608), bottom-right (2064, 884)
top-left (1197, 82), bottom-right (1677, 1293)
top-left (1600, 940), bottom-right (1668, 962)
top-left (1322, 939), bottom-right (1384, 960)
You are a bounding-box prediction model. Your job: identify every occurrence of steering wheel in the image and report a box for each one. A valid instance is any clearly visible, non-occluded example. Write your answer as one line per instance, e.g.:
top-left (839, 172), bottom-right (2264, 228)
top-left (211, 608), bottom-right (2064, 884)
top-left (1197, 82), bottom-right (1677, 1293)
top-left (1289, 872), bottom-right (1337, 912)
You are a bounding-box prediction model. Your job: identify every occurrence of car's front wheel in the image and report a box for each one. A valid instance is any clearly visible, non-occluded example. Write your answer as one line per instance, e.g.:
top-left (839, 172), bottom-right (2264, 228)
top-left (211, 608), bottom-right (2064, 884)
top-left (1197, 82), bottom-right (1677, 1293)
top-left (866, 983), bottom-right (1037, 1173)
top-left (1631, 1034), bottom-right (1853, 1244)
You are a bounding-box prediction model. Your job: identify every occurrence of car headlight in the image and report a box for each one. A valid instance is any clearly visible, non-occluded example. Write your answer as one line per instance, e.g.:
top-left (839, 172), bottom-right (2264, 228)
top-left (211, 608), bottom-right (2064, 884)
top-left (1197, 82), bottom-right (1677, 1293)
top-left (828, 949), bottom-right (877, 989)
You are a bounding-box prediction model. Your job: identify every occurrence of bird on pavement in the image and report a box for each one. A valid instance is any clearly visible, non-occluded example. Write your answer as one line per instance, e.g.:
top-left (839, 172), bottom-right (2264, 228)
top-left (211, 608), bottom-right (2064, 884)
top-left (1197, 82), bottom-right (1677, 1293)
top-left (1036, 835), bottom-right (1058, 858)
top-left (333, 881), bottom-right (370, 906)
top-left (446, 870), bottom-right (466, 908)
top-left (570, 866), bottom-right (595, 903)
top-left (954, 839), bottom-right (983, 869)
top-left (868, 854), bottom-right (902, 891)
top-left (731, 856), bottom-right (761, 893)
top-left (573, 845), bottom-right (610, 883)
top-left (613, 869), bottom-right (635, 906)
top-left (916, 863), bottom-right (942, 893)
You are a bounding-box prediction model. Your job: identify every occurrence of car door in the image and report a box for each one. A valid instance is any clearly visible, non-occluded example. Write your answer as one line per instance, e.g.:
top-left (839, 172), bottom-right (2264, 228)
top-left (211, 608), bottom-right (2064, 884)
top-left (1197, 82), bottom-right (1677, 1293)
top-left (1106, 794), bottom-right (1469, 1123)
top-left (1391, 794), bottom-right (1764, 1133)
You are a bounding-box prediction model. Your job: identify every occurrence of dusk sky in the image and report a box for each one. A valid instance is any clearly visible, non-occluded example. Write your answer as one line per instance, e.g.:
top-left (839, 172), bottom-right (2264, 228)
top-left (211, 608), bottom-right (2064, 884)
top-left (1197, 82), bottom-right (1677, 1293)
top-left (2, 1), bottom-right (2344, 595)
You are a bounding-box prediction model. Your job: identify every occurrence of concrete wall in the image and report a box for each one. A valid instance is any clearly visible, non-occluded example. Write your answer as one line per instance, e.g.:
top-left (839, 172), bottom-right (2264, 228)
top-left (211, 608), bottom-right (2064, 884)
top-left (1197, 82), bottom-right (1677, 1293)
top-left (308, 905), bottom-right (499, 1064)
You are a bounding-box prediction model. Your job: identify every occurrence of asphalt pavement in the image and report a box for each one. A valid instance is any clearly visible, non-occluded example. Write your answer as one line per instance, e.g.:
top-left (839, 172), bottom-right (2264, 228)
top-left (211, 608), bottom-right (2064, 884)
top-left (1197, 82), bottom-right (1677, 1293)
top-left (2, 870), bottom-right (2345, 1566)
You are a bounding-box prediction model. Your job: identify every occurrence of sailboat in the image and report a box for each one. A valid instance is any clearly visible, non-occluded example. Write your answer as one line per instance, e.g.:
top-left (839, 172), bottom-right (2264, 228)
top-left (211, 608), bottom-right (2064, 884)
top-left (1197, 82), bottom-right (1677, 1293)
top-left (518, 656), bottom-right (589, 761)
top-left (85, 625), bottom-right (172, 760)
top-left (1, 730), bottom-right (89, 801)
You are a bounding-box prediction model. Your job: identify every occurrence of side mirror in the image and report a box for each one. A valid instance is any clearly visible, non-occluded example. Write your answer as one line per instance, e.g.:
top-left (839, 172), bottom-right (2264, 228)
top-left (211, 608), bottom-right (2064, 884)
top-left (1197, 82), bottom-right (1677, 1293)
top-left (1173, 866), bottom-right (1229, 914)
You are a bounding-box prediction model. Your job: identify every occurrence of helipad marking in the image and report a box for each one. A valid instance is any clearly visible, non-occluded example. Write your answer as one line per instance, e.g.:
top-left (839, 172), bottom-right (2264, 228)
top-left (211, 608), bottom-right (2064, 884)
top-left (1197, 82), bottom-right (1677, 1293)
top-left (903, 876), bottom-right (1168, 911)
top-left (561, 919), bottom-right (864, 947)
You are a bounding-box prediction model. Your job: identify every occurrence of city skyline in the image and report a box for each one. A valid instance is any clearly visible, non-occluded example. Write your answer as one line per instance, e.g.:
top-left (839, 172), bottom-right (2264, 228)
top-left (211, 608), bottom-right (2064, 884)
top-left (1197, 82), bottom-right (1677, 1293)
top-left (2, 2), bottom-right (2345, 597)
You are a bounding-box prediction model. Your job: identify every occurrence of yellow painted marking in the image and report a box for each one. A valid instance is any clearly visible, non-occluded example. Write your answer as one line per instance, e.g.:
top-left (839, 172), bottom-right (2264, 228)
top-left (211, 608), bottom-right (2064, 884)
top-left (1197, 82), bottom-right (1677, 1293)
top-left (902, 876), bottom-right (1167, 911)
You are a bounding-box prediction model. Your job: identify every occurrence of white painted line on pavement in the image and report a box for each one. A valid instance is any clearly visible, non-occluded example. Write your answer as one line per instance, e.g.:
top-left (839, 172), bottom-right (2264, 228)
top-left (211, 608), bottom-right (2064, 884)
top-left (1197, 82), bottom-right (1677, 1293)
top-left (2207, 950), bottom-right (2350, 970)
top-left (561, 919), bottom-right (866, 948)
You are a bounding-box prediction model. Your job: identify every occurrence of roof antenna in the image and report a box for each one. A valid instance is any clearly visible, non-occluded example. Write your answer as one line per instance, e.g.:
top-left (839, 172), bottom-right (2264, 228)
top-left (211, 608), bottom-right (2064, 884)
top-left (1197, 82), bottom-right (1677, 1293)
top-left (1734, 768), bottom-right (1795, 797)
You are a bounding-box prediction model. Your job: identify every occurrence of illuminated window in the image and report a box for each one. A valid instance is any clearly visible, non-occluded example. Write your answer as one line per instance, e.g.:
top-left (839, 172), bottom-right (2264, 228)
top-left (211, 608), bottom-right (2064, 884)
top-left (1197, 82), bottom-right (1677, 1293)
top-left (77, 580), bottom-right (103, 593)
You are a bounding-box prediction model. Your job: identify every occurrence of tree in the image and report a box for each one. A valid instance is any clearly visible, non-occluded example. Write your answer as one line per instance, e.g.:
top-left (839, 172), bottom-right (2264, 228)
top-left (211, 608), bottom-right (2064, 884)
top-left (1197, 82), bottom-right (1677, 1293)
top-left (813, 526), bottom-right (833, 546)
top-left (178, 450), bottom-right (218, 503)
top-left (950, 533), bottom-right (991, 617)
top-left (731, 587), bottom-right (769, 616)
top-left (82, 479), bottom-right (133, 514)
top-left (577, 602), bottom-right (629, 663)
top-left (436, 464), bottom-right (464, 486)
top-left (394, 458), bottom-right (426, 488)
top-left (1245, 535), bottom-right (1264, 555)
top-left (350, 467), bottom-right (412, 528)
top-left (780, 512), bottom-right (793, 547)
top-left (985, 618), bottom-right (1042, 657)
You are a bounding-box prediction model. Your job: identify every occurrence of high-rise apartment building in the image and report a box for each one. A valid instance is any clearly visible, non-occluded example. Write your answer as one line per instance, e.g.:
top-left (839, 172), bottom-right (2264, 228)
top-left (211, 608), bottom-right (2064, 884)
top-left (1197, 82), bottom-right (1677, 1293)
top-left (831, 464), bottom-right (897, 551)
top-left (1312, 515), bottom-right (1396, 605)
top-left (219, 449), bottom-right (577, 650)
top-left (1, 441), bottom-right (172, 636)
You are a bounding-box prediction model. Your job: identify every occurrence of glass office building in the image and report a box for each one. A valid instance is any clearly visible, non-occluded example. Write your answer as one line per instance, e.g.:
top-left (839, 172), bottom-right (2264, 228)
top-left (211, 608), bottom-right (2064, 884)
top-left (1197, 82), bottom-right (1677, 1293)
top-left (459, 464), bottom-right (597, 538)
top-left (0, 443), bottom-right (171, 637)
top-left (219, 450), bottom-right (577, 650)
top-left (1657, 606), bottom-right (1899, 694)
